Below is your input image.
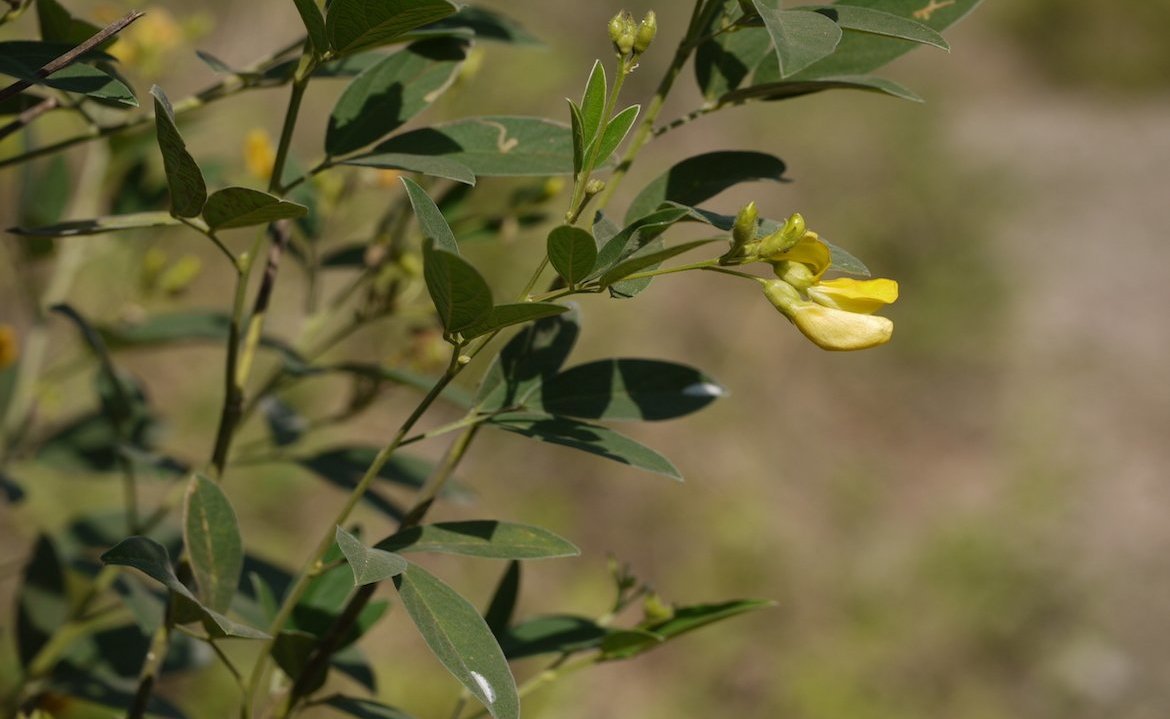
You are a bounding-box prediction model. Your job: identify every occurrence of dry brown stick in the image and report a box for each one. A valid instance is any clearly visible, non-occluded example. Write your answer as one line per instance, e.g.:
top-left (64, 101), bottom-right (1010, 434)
top-left (0, 10), bottom-right (144, 104)
top-left (0, 95), bottom-right (59, 142)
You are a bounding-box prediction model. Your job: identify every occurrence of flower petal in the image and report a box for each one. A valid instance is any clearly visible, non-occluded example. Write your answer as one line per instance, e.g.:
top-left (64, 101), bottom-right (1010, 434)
top-left (808, 278), bottom-right (899, 314)
top-left (789, 303), bottom-right (893, 351)
top-left (768, 233), bottom-right (831, 278)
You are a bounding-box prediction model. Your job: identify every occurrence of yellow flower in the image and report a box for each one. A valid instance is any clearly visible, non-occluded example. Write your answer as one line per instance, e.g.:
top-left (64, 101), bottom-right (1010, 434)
top-left (0, 324), bottom-right (19, 369)
top-left (761, 231), bottom-right (898, 351)
top-left (243, 128), bottom-right (276, 181)
top-left (107, 9), bottom-right (185, 76)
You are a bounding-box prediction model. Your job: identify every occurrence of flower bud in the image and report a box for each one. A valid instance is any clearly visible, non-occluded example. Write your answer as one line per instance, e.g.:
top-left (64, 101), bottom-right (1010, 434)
top-left (585, 178), bottom-right (606, 196)
top-left (757, 212), bottom-right (806, 258)
top-left (158, 254), bottom-right (203, 295)
top-left (634, 11), bottom-right (657, 54)
top-left (732, 201), bottom-right (758, 247)
top-left (642, 591), bottom-right (674, 623)
top-left (608, 12), bottom-right (626, 46)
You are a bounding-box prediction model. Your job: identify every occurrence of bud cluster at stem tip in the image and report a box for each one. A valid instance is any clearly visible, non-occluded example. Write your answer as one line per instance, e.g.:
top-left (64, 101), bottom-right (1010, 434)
top-left (609, 10), bottom-right (657, 58)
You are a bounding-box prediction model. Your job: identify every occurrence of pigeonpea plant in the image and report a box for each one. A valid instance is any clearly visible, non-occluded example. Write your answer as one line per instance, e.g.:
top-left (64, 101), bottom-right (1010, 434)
top-left (0, 0), bottom-right (981, 717)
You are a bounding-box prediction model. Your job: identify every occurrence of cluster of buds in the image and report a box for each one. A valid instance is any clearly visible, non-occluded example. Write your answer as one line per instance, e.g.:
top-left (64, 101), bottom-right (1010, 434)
top-left (725, 203), bottom-right (899, 351)
top-left (608, 10), bottom-right (657, 58)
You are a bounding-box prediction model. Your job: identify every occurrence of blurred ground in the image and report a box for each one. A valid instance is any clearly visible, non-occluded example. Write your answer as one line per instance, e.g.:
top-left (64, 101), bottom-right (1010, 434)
top-left (2, 1), bottom-right (1170, 718)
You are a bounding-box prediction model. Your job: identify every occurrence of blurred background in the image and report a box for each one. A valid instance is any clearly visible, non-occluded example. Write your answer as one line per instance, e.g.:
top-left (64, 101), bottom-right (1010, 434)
top-left (3, 1), bottom-right (1170, 718)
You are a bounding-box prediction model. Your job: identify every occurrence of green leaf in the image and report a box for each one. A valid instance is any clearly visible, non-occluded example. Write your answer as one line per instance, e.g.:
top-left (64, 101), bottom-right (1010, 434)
top-left (16, 536), bottom-right (69, 667)
top-left (337, 526), bottom-right (409, 585)
top-left (810, 5), bottom-right (948, 50)
top-left (326, 0), bottom-right (458, 55)
top-left (790, 0), bottom-right (981, 79)
top-left (290, 558), bottom-right (390, 643)
top-left (592, 104), bottom-right (639, 165)
top-left (324, 696), bottom-right (418, 719)
top-left (325, 38), bottom-right (467, 157)
top-left (476, 307), bottom-right (580, 411)
top-left (484, 561), bottom-right (520, 640)
top-left (598, 238), bottom-right (717, 287)
top-left (579, 60), bottom-right (607, 146)
top-left (394, 564), bottom-right (519, 719)
top-left (292, 0), bottom-right (329, 53)
top-left (695, 6), bottom-right (773, 100)
top-left (408, 6), bottom-right (539, 45)
top-left (272, 630), bottom-right (325, 693)
top-left (537, 359), bottom-right (724, 422)
top-left (151, 85), bottom-right (206, 217)
top-left (343, 152), bottom-right (475, 184)
top-left (498, 615), bottom-right (608, 659)
top-left (324, 362), bottom-right (475, 408)
top-left (488, 413), bottom-right (682, 480)
top-left (261, 396), bottom-right (308, 447)
top-left (547, 225), bottom-right (597, 286)
top-left (0, 41), bottom-right (137, 106)
top-left (422, 241), bottom-right (493, 334)
top-left (402, 177), bottom-right (459, 253)
top-left (202, 186), bottom-right (308, 230)
top-left (645, 599), bottom-right (776, 641)
top-left (625, 151), bottom-right (787, 224)
top-left (723, 73), bottom-right (922, 103)
top-left (591, 206), bottom-right (692, 278)
top-left (183, 475), bottom-right (243, 613)
top-left (376, 521), bottom-right (579, 559)
top-left (365, 117), bottom-right (574, 176)
top-left (752, 0), bottom-right (842, 77)
top-left (598, 629), bottom-right (664, 660)
top-left (300, 448), bottom-right (420, 520)
top-left (462, 302), bottom-right (570, 340)
top-left (37, 0), bottom-right (102, 46)
top-left (7, 211), bottom-right (181, 237)
top-left (568, 101), bottom-right (585, 176)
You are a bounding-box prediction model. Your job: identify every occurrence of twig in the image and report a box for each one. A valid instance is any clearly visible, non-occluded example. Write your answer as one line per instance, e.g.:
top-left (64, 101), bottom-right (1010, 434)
top-left (0, 10), bottom-right (144, 104)
top-left (0, 96), bottom-right (59, 142)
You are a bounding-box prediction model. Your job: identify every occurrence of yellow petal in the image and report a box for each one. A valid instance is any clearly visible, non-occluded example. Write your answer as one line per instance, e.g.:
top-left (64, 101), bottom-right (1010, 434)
top-left (768, 233), bottom-right (831, 278)
top-left (789, 303), bottom-right (893, 351)
top-left (808, 277), bottom-right (899, 314)
top-left (243, 129), bottom-right (276, 181)
top-left (0, 324), bottom-right (19, 369)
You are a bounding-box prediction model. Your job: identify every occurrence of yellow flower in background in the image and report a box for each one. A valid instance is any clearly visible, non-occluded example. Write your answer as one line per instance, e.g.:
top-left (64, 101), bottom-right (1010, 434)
top-left (107, 8), bottom-right (185, 75)
top-left (0, 324), bottom-right (19, 369)
top-left (243, 128), bottom-right (276, 181)
top-left (760, 226), bottom-right (898, 351)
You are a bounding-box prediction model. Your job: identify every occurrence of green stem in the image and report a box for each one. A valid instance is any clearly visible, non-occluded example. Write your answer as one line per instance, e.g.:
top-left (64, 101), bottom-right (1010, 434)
top-left (127, 624), bottom-right (172, 719)
top-left (270, 51), bottom-right (316, 195)
top-left (208, 243), bottom-right (260, 478)
top-left (243, 344), bottom-right (466, 716)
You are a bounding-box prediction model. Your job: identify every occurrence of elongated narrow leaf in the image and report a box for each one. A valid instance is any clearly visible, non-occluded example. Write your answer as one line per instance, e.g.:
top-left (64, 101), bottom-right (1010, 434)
top-left (423, 241), bottom-right (493, 334)
top-left (16, 536), bottom-right (69, 667)
top-left (290, 558), bottom-right (390, 642)
top-left (151, 85), bottom-right (206, 217)
top-left (365, 117), bottom-right (574, 176)
top-left (537, 359), bottom-right (724, 422)
top-left (591, 206), bottom-right (693, 278)
top-left (476, 307), bottom-right (580, 411)
top-left (184, 474), bottom-right (243, 613)
top-left (7, 211), bottom-right (180, 237)
top-left (812, 5), bottom-right (948, 50)
top-left (498, 615), bottom-right (608, 659)
top-left (695, 7), bottom-right (772, 100)
top-left (202, 187), bottom-right (308, 230)
top-left (599, 239), bottom-right (717, 287)
top-left (547, 225), bottom-right (597, 285)
top-left (326, 0), bottom-right (457, 55)
top-left (377, 521), bottom-right (579, 559)
top-left (568, 101), bottom-right (585, 175)
top-left (0, 41), bottom-right (136, 106)
top-left (402, 177), bottom-right (459, 253)
top-left (646, 599), bottom-right (776, 640)
top-left (484, 561), bottom-right (520, 640)
top-left (753, 1), bottom-right (842, 78)
top-left (579, 60), bottom-right (606, 146)
top-left (325, 696), bottom-right (418, 719)
top-left (409, 6), bottom-right (539, 45)
top-left (292, 0), bottom-right (329, 52)
top-left (592, 104), bottom-right (639, 165)
top-left (343, 152), bottom-right (475, 184)
top-left (625, 151), bottom-right (787, 224)
top-left (463, 303), bottom-right (570, 340)
top-left (337, 526), bottom-right (408, 585)
top-left (394, 564), bottom-right (519, 719)
top-left (488, 413), bottom-right (681, 480)
top-left (724, 73), bottom-right (922, 103)
top-left (325, 39), bottom-right (467, 156)
top-left (37, 0), bottom-right (102, 45)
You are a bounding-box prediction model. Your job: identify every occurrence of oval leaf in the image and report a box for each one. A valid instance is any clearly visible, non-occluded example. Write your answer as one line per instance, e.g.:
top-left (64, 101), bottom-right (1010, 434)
top-left (579, 60), bottom-right (607, 146)
top-left (463, 302), bottom-right (570, 340)
top-left (814, 5), bottom-right (948, 50)
top-left (376, 521), bottom-right (579, 559)
top-left (598, 239), bottom-right (717, 288)
top-left (402, 177), bottom-right (459, 253)
top-left (476, 307), bottom-right (580, 411)
top-left (547, 225), bottom-right (597, 286)
top-left (292, 0), bottom-right (329, 53)
top-left (498, 615), bottom-right (608, 659)
top-left (592, 104), bottom-right (639, 165)
top-left (753, 1), bottom-right (843, 78)
top-left (336, 526), bottom-right (409, 585)
top-left (365, 116), bottom-right (574, 176)
top-left (343, 152), bottom-right (475, 185)
top-left (394, 564), bottom-right (519, 719)
top-left (537, 359), bottom-right (725, 422)
top-left (625, 151), bottom-right (787, 224)
top-left (203, 187), bottom-right (308, 230)
top-left (327, 0), bottom-right (458, 55)
top-left (184, 474), bottom-right (243, 613)
top-left (151, 85), bottom-right (206, 217)
top-left (325, 38), bottom-right (467, 157)
top-left (422, 241), bottom-right (493, 334)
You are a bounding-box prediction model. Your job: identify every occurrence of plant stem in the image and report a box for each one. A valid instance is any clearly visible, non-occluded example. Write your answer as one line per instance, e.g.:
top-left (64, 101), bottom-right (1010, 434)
top-left (243, 344), bottom-right (466, 716)
top-left (127, 624), bottom-right (172, 719)
top-left (566, 56), bottom-right (632, 225)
